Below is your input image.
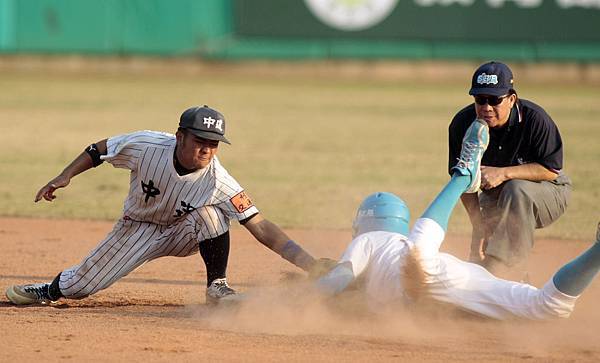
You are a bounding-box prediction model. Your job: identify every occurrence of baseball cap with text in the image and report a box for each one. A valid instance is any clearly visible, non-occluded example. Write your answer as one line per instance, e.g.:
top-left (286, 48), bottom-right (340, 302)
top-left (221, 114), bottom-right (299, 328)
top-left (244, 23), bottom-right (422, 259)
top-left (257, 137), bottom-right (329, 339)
top-left (469, 61), bottom-right (514, 97)
top-left (179, 105), bottom-right (231, 145)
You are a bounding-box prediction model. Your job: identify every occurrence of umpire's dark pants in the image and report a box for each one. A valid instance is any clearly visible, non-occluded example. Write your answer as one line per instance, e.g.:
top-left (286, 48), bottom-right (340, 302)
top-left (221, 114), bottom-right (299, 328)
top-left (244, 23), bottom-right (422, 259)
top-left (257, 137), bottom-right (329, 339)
top-left (480, 175), bottom-right (571, 266)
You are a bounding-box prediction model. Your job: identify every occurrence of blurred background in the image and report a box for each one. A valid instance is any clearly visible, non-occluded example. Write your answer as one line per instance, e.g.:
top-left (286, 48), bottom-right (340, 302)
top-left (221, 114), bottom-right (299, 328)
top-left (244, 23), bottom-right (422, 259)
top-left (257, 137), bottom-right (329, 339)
top-left (1, 0), bottom-right (600, 60)
top-left (0, 0), bottom-right (598, 241)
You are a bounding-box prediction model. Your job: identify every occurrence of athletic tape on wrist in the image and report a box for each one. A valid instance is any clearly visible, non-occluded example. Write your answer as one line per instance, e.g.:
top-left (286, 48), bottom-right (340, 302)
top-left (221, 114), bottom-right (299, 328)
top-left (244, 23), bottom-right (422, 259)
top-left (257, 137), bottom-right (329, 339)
top-left (281, 240), bottom-right (314, 271)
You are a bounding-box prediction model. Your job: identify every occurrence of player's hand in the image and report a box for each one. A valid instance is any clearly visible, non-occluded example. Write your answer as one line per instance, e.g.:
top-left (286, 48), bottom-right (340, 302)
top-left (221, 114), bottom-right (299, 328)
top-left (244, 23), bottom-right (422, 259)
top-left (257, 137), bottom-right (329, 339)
top-left (35, 174), bottom-right (71, 202)
top-left (308, 258), bottom-right (338, 280)
top-left (480, 166), bottom-right (508, 190)
top-left (468, 225), bottom-right (487, 263)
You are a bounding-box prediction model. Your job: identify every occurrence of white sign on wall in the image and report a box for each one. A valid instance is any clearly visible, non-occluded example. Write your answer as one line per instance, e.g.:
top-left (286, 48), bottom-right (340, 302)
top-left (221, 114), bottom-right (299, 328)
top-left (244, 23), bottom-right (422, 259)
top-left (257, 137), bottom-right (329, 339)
top-left (305, 0), bottom-right (600, 32)
top-left (304, 0), bottom-right (399, 31)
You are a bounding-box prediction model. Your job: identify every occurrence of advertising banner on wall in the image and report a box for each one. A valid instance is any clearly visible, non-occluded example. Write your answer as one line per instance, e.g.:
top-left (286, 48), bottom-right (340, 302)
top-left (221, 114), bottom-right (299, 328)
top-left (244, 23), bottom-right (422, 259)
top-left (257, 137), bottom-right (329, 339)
top-left (234, 0), bottom-right (600, 41)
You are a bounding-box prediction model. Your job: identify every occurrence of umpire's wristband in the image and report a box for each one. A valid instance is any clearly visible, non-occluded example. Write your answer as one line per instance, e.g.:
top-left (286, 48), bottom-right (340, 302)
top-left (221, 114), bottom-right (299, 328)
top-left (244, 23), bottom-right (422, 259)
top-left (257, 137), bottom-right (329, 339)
top-left (280, 240), bottom-right (315, 271)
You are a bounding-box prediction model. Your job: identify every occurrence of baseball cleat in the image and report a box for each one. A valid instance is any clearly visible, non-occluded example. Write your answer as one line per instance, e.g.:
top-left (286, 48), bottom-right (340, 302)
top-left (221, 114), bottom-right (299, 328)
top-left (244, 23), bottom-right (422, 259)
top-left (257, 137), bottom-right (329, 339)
top-left (451, 118), bottom-right (490, 193)
top-left (5, 283), bottom-right (55, 305)
top-left (205, 278), bottom-right (244, 305)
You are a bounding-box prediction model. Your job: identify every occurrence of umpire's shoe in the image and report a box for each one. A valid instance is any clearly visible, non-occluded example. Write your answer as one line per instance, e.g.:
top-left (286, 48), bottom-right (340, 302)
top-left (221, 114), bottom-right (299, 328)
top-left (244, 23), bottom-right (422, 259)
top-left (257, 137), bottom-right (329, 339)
top-left (451, 118), bottom-right (490, 193)
top-left (205, 278), bottom-right (243, 305)
top-left (5, 283), bottom-right (55, 305)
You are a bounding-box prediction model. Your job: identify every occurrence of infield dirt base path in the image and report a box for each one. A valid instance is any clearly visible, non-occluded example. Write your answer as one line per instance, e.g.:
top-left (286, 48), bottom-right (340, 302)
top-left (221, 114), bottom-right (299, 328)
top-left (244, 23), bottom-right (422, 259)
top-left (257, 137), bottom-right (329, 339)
top-left (1, 217), bottom-right (599, 362)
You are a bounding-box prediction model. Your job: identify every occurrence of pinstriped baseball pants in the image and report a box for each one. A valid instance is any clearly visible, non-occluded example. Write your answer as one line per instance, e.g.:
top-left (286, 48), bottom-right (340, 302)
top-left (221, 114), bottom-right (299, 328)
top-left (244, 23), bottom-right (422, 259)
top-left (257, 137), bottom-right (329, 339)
top-left (59, 207), bottom-right (227, 299)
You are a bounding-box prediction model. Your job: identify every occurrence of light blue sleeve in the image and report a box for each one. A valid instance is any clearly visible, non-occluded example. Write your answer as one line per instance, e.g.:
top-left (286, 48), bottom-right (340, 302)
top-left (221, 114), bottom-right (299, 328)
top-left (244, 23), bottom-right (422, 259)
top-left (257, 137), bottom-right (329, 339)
top-left (315, 262), bottom-right (355, 296)
top-left (315, 234), bottom-right (374, 295)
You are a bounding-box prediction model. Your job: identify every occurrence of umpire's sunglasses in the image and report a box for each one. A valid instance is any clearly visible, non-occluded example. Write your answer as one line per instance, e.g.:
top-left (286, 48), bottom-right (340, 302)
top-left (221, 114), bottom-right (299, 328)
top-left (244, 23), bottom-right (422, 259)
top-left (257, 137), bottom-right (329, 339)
top-left (474, 94), bottom-right (509, 106)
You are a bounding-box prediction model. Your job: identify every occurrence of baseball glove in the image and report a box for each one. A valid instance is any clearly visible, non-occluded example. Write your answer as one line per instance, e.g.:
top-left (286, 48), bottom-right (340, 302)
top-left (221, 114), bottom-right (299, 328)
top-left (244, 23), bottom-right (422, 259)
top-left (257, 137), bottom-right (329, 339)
top-left (308, 257), bottom-right (338, 280)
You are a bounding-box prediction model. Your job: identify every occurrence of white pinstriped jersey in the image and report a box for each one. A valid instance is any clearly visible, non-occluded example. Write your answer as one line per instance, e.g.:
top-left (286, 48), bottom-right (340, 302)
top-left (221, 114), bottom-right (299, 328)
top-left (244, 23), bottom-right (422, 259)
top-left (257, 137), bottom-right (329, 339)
top-left (101, 130), bottom-right (259, 228)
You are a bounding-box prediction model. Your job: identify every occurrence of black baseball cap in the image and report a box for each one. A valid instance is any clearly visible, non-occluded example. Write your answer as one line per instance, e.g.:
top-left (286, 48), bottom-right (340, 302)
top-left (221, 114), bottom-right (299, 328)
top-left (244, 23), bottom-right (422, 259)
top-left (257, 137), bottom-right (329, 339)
top-left (179, 105), bottom-right (231, 145)
top-left (469, 61), bottom-right (515, 97)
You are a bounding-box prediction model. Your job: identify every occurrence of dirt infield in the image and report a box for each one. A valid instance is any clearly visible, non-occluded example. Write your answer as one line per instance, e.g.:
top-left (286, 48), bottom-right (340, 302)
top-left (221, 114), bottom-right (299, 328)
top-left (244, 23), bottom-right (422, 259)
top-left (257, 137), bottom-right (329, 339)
top-left (1, 217), bottom-right (599, 362)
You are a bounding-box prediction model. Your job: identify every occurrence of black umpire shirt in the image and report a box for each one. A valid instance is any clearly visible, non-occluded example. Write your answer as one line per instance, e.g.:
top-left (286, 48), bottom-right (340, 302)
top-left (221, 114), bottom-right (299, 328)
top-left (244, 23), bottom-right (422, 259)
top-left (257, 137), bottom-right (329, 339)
top-left (448, 99), bottom-right (564, 175)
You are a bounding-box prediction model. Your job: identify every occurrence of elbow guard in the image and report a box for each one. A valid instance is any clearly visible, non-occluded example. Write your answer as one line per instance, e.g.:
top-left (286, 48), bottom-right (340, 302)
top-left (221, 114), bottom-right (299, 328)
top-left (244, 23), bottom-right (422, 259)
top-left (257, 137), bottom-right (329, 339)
top-left (85, 144), bottom-right (104, 167)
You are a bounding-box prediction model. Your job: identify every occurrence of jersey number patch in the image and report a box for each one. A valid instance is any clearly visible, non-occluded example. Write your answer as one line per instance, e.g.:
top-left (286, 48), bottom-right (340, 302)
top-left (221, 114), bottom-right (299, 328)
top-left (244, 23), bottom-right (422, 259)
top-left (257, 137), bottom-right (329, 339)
top-left (230, 191), bottom-right (254, 213)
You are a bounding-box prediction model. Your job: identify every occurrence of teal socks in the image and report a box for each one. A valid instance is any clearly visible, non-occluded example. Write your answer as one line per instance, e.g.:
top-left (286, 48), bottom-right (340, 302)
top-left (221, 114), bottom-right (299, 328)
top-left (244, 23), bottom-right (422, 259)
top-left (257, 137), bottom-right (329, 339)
top-left (552, 242), bottom-right (600, 296)
top-left (421, 174), bottom-right (470, 231)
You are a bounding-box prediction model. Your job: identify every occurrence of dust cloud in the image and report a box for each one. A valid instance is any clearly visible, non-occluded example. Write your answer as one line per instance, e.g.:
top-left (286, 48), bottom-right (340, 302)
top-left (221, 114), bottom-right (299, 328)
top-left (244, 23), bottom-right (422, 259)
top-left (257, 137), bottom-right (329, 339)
top-left (192, 275), bottom-right (598, 357)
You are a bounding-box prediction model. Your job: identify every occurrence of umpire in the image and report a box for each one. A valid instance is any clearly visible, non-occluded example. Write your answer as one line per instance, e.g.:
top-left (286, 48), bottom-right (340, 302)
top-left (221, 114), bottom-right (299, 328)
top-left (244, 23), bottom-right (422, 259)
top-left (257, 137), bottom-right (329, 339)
top-left (448, 61), bottom-right (571, 277)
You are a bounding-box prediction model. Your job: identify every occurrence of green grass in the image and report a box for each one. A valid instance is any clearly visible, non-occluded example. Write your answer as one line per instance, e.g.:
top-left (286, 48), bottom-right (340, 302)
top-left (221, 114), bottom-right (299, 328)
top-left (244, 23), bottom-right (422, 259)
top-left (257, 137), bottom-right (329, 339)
top-left (0, 67), bottom-right (598, 241)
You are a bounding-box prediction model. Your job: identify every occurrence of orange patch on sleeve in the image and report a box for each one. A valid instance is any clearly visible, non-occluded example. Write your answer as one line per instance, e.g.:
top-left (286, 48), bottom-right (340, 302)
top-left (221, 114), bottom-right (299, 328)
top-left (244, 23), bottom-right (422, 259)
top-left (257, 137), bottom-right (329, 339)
top-left (230, 191), bottom-right (254, 213)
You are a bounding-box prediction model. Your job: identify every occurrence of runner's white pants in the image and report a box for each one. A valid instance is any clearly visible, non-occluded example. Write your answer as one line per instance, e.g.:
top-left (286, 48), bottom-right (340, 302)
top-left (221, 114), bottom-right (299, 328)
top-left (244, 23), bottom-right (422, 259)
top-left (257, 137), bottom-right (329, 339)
top-left (410, 218), bottom-right (577, 320)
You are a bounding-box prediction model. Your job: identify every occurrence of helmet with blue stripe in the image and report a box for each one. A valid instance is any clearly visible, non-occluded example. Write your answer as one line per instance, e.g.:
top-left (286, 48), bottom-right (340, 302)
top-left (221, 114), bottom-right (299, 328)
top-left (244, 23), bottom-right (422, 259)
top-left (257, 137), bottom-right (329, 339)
top-left (352, 192), bottom-right (410, 238)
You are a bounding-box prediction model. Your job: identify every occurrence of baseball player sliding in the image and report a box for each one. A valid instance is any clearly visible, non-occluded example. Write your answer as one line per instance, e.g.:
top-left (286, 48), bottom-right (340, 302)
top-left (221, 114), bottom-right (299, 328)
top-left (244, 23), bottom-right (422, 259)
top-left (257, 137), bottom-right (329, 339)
top-left (6, 105), bottom-right (332, 305)
top-left (317, 119), bottom-right (600, 320)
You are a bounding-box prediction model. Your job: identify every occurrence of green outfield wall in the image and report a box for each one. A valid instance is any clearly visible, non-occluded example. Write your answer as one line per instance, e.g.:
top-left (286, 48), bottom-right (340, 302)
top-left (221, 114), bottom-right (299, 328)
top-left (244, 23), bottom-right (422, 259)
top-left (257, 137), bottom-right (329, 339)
top-left (0, 0), bottom-right (231, 54)
top-left (1, 0), bottom-right (599, 61)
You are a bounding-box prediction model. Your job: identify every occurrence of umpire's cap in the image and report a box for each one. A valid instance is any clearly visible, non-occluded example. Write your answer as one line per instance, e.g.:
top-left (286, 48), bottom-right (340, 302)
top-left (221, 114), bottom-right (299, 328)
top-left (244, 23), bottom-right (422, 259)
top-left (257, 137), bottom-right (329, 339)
top-left (469, 61), bottom-right (514, 97)
top-left (179, 105), bottom-right (231, 144)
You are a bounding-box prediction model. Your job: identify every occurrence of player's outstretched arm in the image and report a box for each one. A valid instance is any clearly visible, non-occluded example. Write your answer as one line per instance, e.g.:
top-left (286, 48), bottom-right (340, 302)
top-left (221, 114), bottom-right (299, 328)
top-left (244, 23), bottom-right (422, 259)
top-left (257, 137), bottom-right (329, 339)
top-left (35, 139), bottom-right (107, 202)
top-left (243, 214), bottom-right (316, 271)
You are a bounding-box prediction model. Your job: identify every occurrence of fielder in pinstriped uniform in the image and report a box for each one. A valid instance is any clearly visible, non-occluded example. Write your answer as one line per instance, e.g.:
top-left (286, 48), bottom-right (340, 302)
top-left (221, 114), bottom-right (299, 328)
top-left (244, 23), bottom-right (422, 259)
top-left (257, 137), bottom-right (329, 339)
top-left (6, 105), bottom-right (332, 305)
